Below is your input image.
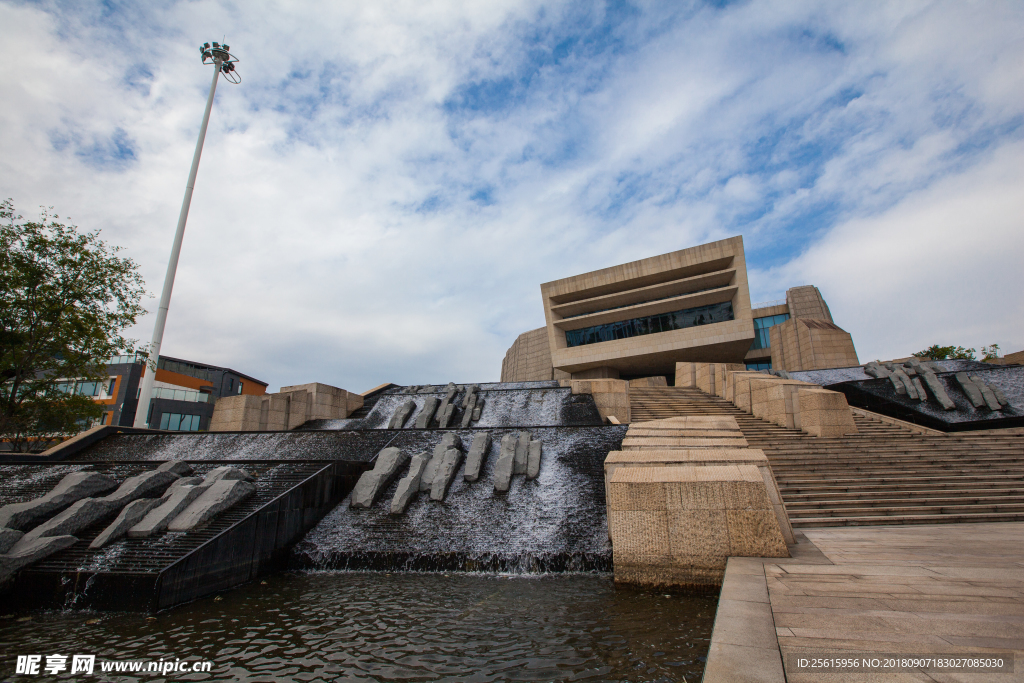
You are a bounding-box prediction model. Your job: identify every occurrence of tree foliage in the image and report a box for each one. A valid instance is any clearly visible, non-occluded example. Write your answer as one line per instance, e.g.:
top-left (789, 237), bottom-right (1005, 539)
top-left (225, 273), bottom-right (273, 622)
top-left (981, 344), bottom-right (1001, 361)
top-left (0, 199), bottom-right (146, 450)
top-left (912, 344), bottom-right (977, 360)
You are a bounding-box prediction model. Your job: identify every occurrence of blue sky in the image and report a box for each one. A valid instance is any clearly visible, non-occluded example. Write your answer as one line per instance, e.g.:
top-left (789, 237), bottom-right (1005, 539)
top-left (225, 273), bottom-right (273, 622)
top-left (2, 0), bottom-right (1022, 391)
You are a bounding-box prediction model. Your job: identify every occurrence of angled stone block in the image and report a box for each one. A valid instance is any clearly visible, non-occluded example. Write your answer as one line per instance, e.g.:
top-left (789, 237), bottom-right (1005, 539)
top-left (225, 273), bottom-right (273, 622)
top-left (167, 476), bottom-right (204, 492)
top-left (950, 374), bottom-right (983, 405)
top-left (492, 434), bottom-right (517, 493)
top-left (104, 470), bottom-right (180, 506)
top-left (513, 431), bottom-right (531, 475)
top-left (420, 433), bottom-right (461, 492)
top-left (387, 399), bottom-right (416, 429)
top-left (0, 527), bottom-right (24, 554)
top-left (430, 447), bottom-right (464, 501)
top-left (437, 402), bottom-right (455, 429)
top-left (434, 382), bottom-right (458, 428)
top-left (526, 440), bottom-right (542, 480)
top-left (90, 498), bottom-right (162, 549)
top-left (969, 375), bottom-right (1003, 411)
top-left (168, 479), bottom-right (256, 532)
top-left (460, 384), bottom-right (479, 409)
top-left (471, 398), bottom-right (484, 422)
top-left (460, 392), bottom-right (478, 428)
top-left (24, 498), bottom-right (119, 540)
top-left (914, 365), bottom-right (955, 410)
top-left (463, 432), bottom-right (492, 482)
top-left (156, 461), bottom-right (193, 476)
top-left (911, 377), bottom-right (927, 402)
top-left (390, 453), bottom-right (430, 515)
top-left (414, 397), bottom-right (440, 428)
top-left (352, 447), bottom-right (409, 508)
top-left (128, 485), bottom-right (208, 538)
top-left (0, 472), bottom-right (117, 531)
top-left (203, 466), bottom-right (254, 483)
top-left (1, 535), bottom-right (77, 584)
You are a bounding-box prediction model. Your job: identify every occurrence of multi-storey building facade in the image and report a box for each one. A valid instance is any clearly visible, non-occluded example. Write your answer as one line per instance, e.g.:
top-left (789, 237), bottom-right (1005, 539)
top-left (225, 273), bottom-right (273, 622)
top-left (501, 236), bottom-right (858, 382)
top-left (89, 354), bottom-right (267, 431)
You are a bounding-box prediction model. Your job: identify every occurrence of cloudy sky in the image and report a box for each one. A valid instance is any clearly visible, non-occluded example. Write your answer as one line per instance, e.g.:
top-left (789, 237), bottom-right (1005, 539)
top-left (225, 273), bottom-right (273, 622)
top-left (2, 0), bottom-right (1022, 391)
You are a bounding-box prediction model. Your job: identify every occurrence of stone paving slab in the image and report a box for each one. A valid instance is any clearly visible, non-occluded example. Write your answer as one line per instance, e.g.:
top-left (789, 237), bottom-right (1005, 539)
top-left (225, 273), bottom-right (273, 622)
top-left (704, 523), bottom-right (1024, 683)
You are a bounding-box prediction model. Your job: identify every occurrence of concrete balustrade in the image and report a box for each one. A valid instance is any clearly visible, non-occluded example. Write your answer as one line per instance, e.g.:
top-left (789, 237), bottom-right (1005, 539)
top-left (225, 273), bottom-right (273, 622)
top-left (680, 362), bottom-right (858, 438)
top-left (796, 388), bottom-right (860, 437)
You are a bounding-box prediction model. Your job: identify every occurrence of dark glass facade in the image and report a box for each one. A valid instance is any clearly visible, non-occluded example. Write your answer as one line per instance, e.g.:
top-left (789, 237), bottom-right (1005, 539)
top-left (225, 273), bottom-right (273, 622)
top-left (160, 412), bottom-right (202, 431)
top-left (751, 313), bottom-right (790, 350)
top-left (746, 361), bottom-right (772, 371)
top-left (565, 301), bottom-right (734, 348)
top-left (561, 285), bottom-right (725, 320)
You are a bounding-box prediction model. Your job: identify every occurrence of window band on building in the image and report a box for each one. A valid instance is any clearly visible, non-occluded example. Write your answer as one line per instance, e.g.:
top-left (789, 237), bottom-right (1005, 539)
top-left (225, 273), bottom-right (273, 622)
top-left (160, 413), bottom-right (203, 431)
top-left (565, 301), bottom-right (735, 348)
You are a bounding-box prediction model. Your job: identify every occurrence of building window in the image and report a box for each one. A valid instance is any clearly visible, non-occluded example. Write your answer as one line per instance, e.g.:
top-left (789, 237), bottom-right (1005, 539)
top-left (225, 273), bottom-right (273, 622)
top-left (159, 413), bottom-right (202, 431)
top-left (151, 387), bottom-right (210, 403)
top-left (75, 381), bottom-right (102, 396)
top-left (565, 301), bottom-right (735, 348)
top-left (746, 361), bottom-right (772, 371)
top-left (560, 284), bottom-right (725, 320)
top-left (750, 313), bottom-right (790, 350)
top-left (158, 358), bottom-right (214, 382)
top-left (238, 381), bottom-right (243, 394)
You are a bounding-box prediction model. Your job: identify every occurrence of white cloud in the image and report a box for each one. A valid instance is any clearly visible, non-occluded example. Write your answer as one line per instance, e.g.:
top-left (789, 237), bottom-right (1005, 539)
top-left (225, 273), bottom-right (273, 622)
top-left (757, 140), bottom-right (1024, 359)
top-left (1, 0), bottom-right (1022, 391)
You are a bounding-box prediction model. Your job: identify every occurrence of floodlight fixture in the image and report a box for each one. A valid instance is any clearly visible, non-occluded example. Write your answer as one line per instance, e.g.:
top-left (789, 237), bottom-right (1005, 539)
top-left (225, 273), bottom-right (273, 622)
top-left (133, 42), bottom-right (241, 429)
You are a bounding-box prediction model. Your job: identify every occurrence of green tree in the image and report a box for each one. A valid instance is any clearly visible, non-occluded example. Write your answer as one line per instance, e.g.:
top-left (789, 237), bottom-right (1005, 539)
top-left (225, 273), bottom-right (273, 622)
top-left (1, 199), bottom-right (146, 451)
top-left (912, 344), bottom-right (976, 360)
top-left (981, 344), bottom-right (1001, 361)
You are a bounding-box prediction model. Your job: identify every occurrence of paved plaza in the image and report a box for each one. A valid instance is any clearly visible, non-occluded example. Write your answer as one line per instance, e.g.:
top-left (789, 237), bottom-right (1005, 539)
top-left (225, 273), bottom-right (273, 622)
top-left (704, 522), bottom-right (1024, 682)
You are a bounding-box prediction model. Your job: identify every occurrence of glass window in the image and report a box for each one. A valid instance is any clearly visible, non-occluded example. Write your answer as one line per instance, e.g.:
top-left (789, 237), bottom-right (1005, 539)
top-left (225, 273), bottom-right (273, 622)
top-left (750, 313), bottom-right (790, 350)
top-left (159, 413), bottom-right (202, 431)
top-left (238, 381), bottom-right (243, 395)
top-left (746, 361), bottom-right (772, 371)
top-left (565, 301), bottom-right (735, 348)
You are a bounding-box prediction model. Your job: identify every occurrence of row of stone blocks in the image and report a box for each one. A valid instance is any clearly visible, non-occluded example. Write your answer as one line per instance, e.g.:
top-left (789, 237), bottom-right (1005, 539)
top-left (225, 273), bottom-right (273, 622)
top-left (387, 383), bottom-right (486, 430)
top-left (676, 362), bottom-right (858, 437)
top-left (605, 416), bottom-right (792, 589)
top-left (0, 464), bottom-right (255, 585)
top-left (210, 382), bottom-right (363, 432)
top-left (349, 431), bottom-right (543, 513)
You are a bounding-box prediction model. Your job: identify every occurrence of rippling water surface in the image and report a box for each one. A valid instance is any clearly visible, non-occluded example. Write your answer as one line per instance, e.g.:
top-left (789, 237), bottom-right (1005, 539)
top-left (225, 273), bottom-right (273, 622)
top-left (1, 572), bottom-right (715, 682)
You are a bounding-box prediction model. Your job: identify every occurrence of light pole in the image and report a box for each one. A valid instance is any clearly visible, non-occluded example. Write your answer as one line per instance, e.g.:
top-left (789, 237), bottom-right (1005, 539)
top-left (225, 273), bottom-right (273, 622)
top-left (134, 42), bottom-right (240, 429)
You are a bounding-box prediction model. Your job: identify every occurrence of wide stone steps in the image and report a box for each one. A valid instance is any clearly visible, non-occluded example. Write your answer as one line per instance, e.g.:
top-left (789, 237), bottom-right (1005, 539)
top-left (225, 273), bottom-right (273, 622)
top-left (770, 461), bottom-right (1024, 473)
top-left (784, 487), bottom-right (1024, 502)
top-left (792, 511), bottom-right (1024, 527)
top-left (780, 479), bottom-right (1024, 494)
top-left (628, 386), bottom-right (1024, 527)
top-left (789, 502), bottom-right (1024, 517)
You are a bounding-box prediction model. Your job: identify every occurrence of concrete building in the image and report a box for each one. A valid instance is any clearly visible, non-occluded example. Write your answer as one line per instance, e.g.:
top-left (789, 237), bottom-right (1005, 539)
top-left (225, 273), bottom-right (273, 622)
top-left (209, 382), bottom-right (363, 431)
top-left (89, 353), bottom-right (267, 431)
top-left (501, 236), bottom-right (858, 382)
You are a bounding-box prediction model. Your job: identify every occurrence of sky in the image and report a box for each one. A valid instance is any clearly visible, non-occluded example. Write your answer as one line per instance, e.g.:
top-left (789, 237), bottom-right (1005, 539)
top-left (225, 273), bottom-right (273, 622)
top-left (1, 0), bottom-right (1022, 392)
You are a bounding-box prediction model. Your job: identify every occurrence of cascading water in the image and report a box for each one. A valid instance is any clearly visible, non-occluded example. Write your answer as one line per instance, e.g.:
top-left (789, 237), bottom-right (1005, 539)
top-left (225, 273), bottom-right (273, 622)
top-left (301, 382), bottom-right (605, 430)
top-left (292, 423), bottom-right (627, 573)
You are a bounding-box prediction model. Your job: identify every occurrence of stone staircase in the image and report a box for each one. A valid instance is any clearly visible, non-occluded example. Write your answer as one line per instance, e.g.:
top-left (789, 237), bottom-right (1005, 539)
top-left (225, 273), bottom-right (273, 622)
top-left (629, 386), bottom-right (1024, 527)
